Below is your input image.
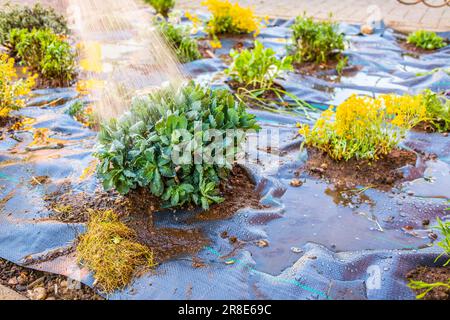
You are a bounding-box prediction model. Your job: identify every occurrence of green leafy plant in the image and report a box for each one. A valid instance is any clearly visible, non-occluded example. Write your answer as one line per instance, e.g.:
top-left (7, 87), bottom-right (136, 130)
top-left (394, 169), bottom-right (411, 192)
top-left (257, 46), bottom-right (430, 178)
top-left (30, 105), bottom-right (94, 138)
top-left (95, 82), bottom-right (260, 209)
top-left (336, 56), bottom-right (348, 75)
top-left (144, 0), bottom-right (175, 17)
top-left (226, 40), bottom-right (293, 90)
top-left (8, 28), bottom-right (76, 85)
top-left (421, 89), bottom-right (450, 132)
top-left (156, 19), bottom-right (202, 63)
top-left (0, 3), bottom-right (68, 45)
top-left (290, 14), bottom-right (346, 69)
top-left (407, 30), bottom-right (446, 50)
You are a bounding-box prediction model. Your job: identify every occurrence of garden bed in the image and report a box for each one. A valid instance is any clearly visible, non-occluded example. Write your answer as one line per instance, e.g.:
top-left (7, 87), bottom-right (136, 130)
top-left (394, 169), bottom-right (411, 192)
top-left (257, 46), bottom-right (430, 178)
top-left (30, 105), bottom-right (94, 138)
top-left (0, 3), bottom-right (449, 300)
top-left (299, 147), bottom-right (418, 190)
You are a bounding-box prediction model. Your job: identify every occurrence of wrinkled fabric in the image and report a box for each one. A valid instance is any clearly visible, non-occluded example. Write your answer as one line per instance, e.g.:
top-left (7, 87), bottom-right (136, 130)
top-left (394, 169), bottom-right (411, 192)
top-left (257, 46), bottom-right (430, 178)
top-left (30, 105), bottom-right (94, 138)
top-left (0, 18), bottom-right (449, 300)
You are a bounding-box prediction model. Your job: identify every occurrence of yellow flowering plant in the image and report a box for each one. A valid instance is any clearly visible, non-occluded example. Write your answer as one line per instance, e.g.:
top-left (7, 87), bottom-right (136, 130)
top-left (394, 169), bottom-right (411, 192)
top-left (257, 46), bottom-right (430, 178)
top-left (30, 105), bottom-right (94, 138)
top-left (298, 94), bottom-right (427, 161)
top-left (0, 54), bottom-right (36, 119)
top-left (201, 0), bottom-right (262, 38)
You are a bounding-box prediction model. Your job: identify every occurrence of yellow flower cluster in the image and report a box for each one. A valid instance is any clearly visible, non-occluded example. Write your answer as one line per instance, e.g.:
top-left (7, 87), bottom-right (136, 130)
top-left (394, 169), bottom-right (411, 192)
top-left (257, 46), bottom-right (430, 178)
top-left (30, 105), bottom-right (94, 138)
top-left (0, 54), bottom-right (36, 118)
top-left (298, 94), bottom-right (427, 161)
top-left (201, 0), bottom-right (262, 36)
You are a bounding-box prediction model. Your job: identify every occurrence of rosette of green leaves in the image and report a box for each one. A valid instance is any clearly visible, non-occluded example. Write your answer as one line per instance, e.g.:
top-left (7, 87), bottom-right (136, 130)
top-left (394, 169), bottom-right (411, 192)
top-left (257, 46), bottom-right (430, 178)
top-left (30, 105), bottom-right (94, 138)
top-left (407, 30), bottom-right (446, 50)
top-left (226, 40), bottom-right (293, 90)
top-left (96, 82), bottom-right (260, 209)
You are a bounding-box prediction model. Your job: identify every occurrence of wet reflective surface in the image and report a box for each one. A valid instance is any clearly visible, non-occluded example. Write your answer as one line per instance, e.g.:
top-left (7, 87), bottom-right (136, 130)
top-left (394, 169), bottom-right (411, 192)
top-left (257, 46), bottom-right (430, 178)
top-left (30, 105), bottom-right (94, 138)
top-left (0, 17), bottom-right (449, 299)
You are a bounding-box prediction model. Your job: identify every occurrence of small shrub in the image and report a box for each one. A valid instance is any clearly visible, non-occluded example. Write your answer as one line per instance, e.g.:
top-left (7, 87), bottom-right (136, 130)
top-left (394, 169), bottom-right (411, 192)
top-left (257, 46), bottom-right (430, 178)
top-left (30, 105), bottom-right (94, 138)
top-left (290, 14), bottom-right (345, 66)
top-left (226, 40), bottom-right (293, 90)
top-left (77, 209), bottom-right (155, 293)
top-left (298, 94), bottom-right (426, 161)
top-left (421, 89), bottom-right (450, 132)
top-left (156, 19), bottom-right (202, 63)
top-left (8, 28), bottom-right (76, 85)
top-left (144, 0), bottom-right (175, 17)
top-left (202, 0), bottom-right (261, 37)
top-left (0, 54), bottom-right (36, 119)
top-left (0, 3), bottom-right (68, 45)
top-left (407, 30), bottom-right (446, 50)
top-left (95, 82), bottom-right (260, 209)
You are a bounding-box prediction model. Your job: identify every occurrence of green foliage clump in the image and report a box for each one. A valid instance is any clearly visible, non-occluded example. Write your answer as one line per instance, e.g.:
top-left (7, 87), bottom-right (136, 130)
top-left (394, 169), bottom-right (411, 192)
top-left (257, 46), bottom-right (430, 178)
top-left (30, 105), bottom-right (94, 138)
top-left (226, 40), bottom-right (293, 90)
top-left (407, 30), bottom-right (446, 50)
top-left (8, 28), bottom-right (76, 85)
top-left (145, 0), bottom-right (175, 17)
top-left (290, 14), bottom-right (346, 67)
top-left (77, 209), bottom-right (155, 293)
top-left (156, 19), bottom-right (202, 63)
top-left (422, 89), bottom-right (450, 132)
top-left (0, 3), bottom-right (68, 45)
top-left (95, 82), bottom-right (260, 209)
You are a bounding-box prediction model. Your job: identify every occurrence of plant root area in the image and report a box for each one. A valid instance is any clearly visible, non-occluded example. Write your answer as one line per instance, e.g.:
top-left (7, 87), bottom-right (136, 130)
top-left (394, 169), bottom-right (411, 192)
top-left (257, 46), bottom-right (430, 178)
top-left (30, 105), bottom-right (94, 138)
top-left (298, 148), bottom-right (419, 190)
top-left (45, 165), bottom-right (263, 264)
top-left (407, 266), bottom-right (450, 300)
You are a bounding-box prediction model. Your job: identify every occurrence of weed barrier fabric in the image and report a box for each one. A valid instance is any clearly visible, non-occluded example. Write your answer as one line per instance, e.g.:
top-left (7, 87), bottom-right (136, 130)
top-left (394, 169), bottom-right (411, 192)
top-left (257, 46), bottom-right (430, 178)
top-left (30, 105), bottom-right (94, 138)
top-left (0, 18), bottom-right (449, 300)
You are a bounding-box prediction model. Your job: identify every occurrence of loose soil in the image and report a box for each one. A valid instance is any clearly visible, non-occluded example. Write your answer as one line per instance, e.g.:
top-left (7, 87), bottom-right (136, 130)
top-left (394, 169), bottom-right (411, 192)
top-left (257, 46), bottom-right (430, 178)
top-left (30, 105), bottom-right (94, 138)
top-left (297, 147), bottom-right (418, 190)
top-left (293, 58), bottom-right (359, 79)
top-left (0, 257), bottom-right (102, 300)
top-left (407, 266), bottom-right (450, 300)
top-left (293, 60), bottom-right (340, 76)
top-left (399, 40), bottom-right (443, 56)
top-left (45, 165), bottom-right (264, 263)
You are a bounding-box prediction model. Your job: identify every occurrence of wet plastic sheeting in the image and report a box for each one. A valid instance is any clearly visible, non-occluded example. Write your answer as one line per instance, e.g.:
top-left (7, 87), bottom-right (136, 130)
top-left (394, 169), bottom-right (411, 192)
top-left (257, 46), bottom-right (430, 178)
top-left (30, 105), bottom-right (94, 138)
top-left (0, 19), bottom-right (449, 300)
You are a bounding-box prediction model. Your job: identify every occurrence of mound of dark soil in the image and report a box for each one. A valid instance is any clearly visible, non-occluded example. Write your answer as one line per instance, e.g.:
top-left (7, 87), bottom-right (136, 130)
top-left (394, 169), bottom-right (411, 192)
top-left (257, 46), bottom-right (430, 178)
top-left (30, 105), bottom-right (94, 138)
top-left (299, 148), bottom-right (418, 190)
top-left (407, 266), bottom-right (450, 300)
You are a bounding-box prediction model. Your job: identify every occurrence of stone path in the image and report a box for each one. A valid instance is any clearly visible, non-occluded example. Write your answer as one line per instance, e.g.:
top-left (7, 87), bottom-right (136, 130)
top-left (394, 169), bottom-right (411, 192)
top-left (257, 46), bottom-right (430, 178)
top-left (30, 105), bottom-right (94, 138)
top-left (2, 0), bottom-right (449, 32)
top-left (0, 284), bottom-right (27, 300)
top-left (176, 0), bottom-right (450, 32)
